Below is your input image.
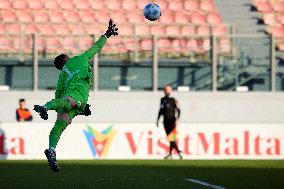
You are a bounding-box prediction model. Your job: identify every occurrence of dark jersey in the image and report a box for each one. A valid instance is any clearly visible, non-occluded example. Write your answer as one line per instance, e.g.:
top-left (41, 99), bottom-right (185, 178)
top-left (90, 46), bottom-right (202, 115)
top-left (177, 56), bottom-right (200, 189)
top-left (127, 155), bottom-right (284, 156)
top-left (158, 96), bottom-right (180, 120)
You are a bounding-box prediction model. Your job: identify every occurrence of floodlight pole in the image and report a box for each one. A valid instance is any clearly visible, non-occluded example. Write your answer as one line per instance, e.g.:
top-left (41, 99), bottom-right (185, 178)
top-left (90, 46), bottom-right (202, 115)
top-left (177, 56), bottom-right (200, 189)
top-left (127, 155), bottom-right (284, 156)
top-left (210, 35), bottom-right (217, 92)
top-left (270, 35), bottom-right (276, 92)
top-left (92, 35), bottom-right (99, 91)
top-left (32, 33), bottom-right (38, 91)
top-left (152, 35), bottom-right (158, 91)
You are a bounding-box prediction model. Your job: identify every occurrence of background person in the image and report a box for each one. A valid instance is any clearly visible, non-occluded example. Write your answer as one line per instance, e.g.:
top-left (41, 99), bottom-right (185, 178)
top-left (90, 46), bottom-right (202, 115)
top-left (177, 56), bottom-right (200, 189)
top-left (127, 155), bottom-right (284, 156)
top-left (157, 85), bottom-right (182, 160)
top-left (16, 99), bottom-right (33, 122)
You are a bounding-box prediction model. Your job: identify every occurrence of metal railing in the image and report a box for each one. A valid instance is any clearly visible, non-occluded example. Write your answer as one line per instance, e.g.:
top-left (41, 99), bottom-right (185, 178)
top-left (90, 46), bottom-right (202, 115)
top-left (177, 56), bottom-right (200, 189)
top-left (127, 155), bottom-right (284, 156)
top-left (1, 28), bottom-right (283, 91)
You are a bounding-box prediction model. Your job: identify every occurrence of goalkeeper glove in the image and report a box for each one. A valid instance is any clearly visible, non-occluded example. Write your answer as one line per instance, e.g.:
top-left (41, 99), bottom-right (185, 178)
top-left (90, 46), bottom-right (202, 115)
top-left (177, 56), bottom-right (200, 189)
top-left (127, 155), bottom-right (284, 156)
top-left (80, 104), bottom-right (92, 116)
top-left (104, 19), bottom-right (118, 38)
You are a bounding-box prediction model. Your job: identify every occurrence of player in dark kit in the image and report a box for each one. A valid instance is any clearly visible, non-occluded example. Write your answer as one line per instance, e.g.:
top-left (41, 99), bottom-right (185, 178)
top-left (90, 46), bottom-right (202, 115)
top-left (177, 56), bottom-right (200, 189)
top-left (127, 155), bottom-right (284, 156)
top-left (157, 85), bottom-right (182, 160)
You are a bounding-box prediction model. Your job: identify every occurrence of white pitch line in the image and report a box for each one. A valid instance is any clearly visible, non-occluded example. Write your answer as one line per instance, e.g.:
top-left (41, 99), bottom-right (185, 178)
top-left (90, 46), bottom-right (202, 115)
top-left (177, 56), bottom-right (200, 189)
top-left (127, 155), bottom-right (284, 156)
top-left (186, 178), bottom-right (227, 189)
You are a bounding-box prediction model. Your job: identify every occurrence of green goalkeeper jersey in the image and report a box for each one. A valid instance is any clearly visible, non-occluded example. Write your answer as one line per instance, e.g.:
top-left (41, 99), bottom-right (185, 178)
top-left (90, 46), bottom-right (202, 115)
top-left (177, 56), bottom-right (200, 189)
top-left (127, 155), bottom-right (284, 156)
top-left (54, 35), bottom-right (107, 110)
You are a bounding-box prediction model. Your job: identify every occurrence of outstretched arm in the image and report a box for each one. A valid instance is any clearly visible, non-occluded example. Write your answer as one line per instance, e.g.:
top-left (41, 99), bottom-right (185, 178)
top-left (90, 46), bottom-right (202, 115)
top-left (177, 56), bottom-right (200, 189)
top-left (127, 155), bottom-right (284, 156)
top-left (80, 19), bottom-right (119, 62)
top-left (156, 99), bottom-right (163, 127)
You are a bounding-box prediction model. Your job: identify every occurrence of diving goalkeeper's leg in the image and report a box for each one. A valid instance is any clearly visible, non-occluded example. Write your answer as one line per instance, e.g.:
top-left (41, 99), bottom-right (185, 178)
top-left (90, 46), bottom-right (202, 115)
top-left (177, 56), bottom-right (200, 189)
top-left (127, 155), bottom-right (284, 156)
top-left (34, 96), bottom-right (77, 120)
top-left (45, 112), bottom-right (73, 172)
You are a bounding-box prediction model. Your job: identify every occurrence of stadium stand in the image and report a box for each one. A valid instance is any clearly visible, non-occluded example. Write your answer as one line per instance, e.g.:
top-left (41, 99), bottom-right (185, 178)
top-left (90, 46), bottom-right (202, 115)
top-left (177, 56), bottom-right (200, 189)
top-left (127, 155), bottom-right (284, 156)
top-left (0, 0), bottom-right (230, 55)
top-left (253, 0), bottom-right (284, 49)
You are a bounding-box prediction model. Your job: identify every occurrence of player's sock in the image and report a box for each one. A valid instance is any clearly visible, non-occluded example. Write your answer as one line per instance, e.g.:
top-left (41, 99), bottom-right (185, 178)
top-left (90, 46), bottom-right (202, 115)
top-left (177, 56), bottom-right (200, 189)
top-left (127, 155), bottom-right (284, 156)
top-left (49, 119), bottom-right (69, 149)
top-left (169, 142), bottom-right (174, 155)
top-left (173, 141), bottom-right (181, 153)
top-left (172, 141), bottom-right (183, 159)
top-left (44, 99), bottom-right (72, 112)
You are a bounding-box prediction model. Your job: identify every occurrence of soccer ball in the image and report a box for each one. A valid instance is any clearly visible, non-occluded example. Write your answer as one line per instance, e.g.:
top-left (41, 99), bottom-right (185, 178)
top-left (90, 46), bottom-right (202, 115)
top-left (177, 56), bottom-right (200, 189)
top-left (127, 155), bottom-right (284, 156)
top-left (144, 3), bottom-right (161, 21)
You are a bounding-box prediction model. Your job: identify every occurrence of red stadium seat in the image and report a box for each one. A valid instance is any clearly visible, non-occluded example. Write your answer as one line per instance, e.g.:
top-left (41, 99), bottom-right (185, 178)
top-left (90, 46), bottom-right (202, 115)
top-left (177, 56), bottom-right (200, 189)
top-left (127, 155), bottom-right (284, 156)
top-left (1, 11), bottom-right (18, 22)
top-left (79, 11), bottom-right (96, 23)
top-left (12, 38), bottom-right (22, 50)
top-left (278, 13), bottom-right (284, 25)
top-left (61, 37), bottom-right (77, 52)
top-left (68, 25), bottom-right (80, 34)
top-left (107, 0), bottom-right (121, 10)
top-left (135, 25), bottom-right (150, 35)
top-left (44, 1), bottom-right (57, 10)
top-left (57, 0), bottom-right (74, 10)
top-left (256, 1), bottom-right (272, 13)
top-left (64, 11), bottom-right (80, 22)
top-left (172, 39), bottom-right (188, 52)
top-left (91, 0), bottom-right (105, 10)
top-left (166, 26), bottom-right (180, 35)
top-left (12, 1), bottom-right (28, 10)
top-left (0, 0), bottom-right (11, 9)
top-left (16, 11), bottom-right (33, 23)
top-left (0, 37), bottom-right (12, 51)
top-left (272, 1), bottom-right (284, 13)
top-left (119, 25), bottom-right (135, 36)
top-left (150, 25), bottom-right (165, 35)
top-left (6, 24), bottom-right (21, 34)
top-left (140, 39), bottom-right (152, 51)
top-left (200, 0), bottom-right (216, 12)
top-left (158, 39), bottom-right (172, 51)
top-left (219, 38), bottom-right (231, 53)
top-left (54, 25), bottom-right (71, 35)
top-left (187, 39), bottom-right (200, 52)
top-left (33, 12), bottom-right (50, 23)
top-left (122, 0), bottom-right (137, 10)
top-left (196, 26), bottom-right (210, 36)
top-left (277, 42), bottom-right (284, 51)
top-left (45, 37), bottom-right (60, 52)
top-left (105, 38), bottom-right (126, 52)
top-left (49, 11), bottom-right (64, 23)
top-left (74, 0), bottom-right (90, 10)
top-left (109, 12), bottom-right (127, 23)
top-left (263, 13), bottom-right (279, 26)
top-left (94, 11), bottom-right (110, 23)
top-left (79, 37), bottom-right (93, 49)
top-left (154, 0), bottom-right (168, 10)
top-left (81, 24), bottom-right (103, 35)
top-left (207, 12), bottom-right (222, 25)
top-left (159, 11), bottom-right (175, 24)
top-left (0, 25), bottom-right (5, 32)
top-left (137, 0), bottom-right (150, 9)
top-left (38, 25), bottom-right (55, 35)
top-left (174, 12), bottom-right (190, 24)
top-left (127, 12), bottom-right (144, 23)
top-left (12, 38), bottom-right (33, 52)
top-left (24, 25), bottom-right (39, 34)
top-left (184, 0), bottom-right (199, 12)
top-left (169, 0), bottom-right (183, 11)
top-left (212, 25), bottom-right (227, 36)
top-left (181, 25), bottom-right (195, 35)
top-left (202, 39), bottom-right (210, 51)
top-left (191, 12), bottom-right (206, 25)
top-left (270, 26), bottom-right (284, 37)
top-left (34, 37), bottom-right (45, 52)
top-left (28, 0), bottom-right (43, 10)
top-left (124, 39), bottom-right (137, 51)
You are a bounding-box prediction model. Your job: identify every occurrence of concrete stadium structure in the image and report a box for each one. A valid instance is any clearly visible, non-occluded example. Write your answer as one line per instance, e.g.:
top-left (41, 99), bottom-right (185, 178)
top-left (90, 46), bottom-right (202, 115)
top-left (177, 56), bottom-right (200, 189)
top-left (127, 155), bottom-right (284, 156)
top-left (0, 91), bottom-right (284, 123)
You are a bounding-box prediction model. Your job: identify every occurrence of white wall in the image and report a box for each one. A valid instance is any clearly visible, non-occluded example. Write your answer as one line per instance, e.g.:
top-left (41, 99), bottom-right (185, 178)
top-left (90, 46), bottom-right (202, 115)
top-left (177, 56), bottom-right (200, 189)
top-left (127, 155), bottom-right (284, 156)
top-left (1, 91), bottom-right (284, 123)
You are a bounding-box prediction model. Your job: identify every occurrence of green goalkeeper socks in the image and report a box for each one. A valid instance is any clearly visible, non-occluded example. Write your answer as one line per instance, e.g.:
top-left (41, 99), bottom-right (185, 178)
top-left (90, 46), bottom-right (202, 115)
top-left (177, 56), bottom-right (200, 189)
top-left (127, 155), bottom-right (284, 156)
top-left (49, 119), bottom-right (69, 149)
top-left (44, 99), bottom-right (72, 112)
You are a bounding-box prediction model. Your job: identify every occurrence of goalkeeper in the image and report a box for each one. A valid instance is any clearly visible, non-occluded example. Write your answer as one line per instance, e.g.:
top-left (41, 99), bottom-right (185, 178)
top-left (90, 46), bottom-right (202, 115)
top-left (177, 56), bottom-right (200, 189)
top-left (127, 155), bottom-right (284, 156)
top-left (34, 19), bottom-right (118, 172)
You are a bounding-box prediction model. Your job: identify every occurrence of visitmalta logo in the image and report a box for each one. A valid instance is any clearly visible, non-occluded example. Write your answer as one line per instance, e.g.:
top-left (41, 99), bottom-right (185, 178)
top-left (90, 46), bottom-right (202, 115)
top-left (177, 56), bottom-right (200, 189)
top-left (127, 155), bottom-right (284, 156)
top-left (83, 125), bottom-right (116, 158)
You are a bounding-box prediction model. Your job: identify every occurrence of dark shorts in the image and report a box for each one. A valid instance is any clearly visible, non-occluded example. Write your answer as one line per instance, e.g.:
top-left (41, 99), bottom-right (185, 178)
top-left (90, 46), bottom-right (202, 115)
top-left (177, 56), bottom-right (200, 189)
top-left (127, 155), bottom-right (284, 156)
top-left (163, 118), bottom-right (176, 136)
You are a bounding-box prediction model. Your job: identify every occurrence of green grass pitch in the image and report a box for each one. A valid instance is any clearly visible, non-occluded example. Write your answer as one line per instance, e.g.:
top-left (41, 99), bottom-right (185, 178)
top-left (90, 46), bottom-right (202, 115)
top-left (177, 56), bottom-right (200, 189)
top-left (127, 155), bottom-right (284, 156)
top-left (1, 160), bottom-right (284, 189)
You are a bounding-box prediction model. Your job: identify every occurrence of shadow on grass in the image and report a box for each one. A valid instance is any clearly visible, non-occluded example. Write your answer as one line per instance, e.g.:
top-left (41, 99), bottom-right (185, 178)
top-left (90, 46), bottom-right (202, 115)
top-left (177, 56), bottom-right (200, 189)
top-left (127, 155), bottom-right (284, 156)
top-left (0, 160), bottom-right (284, 189)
